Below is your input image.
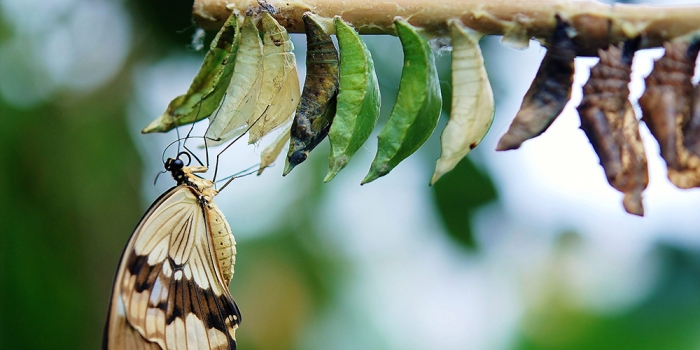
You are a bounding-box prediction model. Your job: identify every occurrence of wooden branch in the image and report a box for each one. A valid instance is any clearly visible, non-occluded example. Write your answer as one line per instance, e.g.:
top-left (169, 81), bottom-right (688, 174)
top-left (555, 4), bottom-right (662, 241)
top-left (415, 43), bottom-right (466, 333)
top-left (193, 0), bottom-right (700, 54)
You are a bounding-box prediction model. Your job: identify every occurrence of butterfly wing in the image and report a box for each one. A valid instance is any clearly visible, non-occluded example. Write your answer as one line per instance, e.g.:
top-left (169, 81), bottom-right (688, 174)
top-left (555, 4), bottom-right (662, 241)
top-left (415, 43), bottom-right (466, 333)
top-left (104, 185), bottom-right (240, 350)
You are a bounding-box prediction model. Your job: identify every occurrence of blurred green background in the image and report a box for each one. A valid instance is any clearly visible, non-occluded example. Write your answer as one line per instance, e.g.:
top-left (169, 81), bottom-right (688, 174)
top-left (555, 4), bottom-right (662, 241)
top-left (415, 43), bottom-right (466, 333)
top-left (2, 0), bottom-right (700, 349)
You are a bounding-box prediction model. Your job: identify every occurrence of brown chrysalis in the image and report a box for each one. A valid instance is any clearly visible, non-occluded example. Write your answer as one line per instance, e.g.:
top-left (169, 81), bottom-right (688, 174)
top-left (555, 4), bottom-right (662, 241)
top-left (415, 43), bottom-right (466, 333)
top-left (683, 82), bottom-right (700, 157)
top-left (284, 13), bottom-right (340, 175)
top-left (496, 15), bottom-right (577, 151)
top-left (577, 40), bottom-right (648, 216)
top-left (639, 40), bottom-right (700, 189)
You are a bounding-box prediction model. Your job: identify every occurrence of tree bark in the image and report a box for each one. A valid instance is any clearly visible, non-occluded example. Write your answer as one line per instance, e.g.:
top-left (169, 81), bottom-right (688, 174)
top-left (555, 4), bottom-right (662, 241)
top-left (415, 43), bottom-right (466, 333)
top-left (193, 0), bottom-right (700, 54)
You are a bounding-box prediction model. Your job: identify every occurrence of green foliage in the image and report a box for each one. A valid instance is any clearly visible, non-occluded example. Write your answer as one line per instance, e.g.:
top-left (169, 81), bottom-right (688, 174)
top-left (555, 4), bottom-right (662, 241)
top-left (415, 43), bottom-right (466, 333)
top-left (515, 244), bottom-right (700, 350)
top-left (431, 157), bottom-right (497, 248)
top-left (0, 97), bottom-right (142, 349)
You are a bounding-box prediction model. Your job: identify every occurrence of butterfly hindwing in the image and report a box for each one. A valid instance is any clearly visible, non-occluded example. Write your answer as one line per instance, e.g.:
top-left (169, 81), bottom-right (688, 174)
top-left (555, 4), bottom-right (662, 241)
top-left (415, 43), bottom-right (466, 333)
top-left (104, 185), bottom-right (240, 350)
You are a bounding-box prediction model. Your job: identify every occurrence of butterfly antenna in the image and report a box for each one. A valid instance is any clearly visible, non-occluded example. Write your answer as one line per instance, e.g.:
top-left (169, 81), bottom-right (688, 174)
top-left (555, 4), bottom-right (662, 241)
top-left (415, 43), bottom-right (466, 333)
top-left (212, 105), bottom-right (270, 184)
top-left (159, 103), bottom-right (184, 166)
top-left (173, 116), bottom-right (182, 156)
top-left (161, 114), bottom-right (178, 164)
top-left (178, 97), bottom-right (212, 167)
top-left (182, 100), bottom-right (202, 153)
top-left (161, 143), bottom-right (170, 165)
top-left (177, 151), bottom-right (192, 166)
top-left (162, 136), bottom-right (207, 162)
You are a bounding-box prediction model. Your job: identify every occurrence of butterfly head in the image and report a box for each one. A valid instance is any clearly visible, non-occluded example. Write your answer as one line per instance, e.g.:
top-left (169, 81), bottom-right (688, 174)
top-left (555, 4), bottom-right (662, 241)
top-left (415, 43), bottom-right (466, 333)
top-left (164, 157), bottom-right (185, 172)
top-left (164, 152), bottom-right (192, 185)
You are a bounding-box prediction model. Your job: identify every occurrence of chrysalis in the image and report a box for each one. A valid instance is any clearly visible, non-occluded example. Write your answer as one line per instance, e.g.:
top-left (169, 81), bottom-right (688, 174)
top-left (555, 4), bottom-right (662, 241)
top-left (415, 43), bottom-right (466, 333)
top-left (431, 20), bottom-right (494, 185)
top-left (497, 15), bottom-right (576, 151)
top-left (577, 40), bottom-right (648, 216)
top-left (639, 40), bottom-right (700, 188)
top-left (143, 13), bottom-right (240, 133)
top-left (685, 84), bottom-right (700, 157)
top-left (362, 17), bottom-right (442, 184)
top-left (247, 12), bottom-right (301, 144)
top-left (207, 16), bottom-right (264, 143)
top-left (104, 154), bottom-right (241, 350)
top-left (284, 13), bottom-right (340, 175)
top-left (325, 16), bottom-right (381, 183)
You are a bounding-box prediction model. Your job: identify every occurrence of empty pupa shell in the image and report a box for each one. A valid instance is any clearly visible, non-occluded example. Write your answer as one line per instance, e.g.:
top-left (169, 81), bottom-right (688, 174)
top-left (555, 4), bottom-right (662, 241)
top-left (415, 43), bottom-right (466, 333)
top-left (142, 13), bottom-right (240, 133)
top-left (431, 20), bottom-right (494, 185)
top-left (206, 16), bottom-right (263, 143)
top-left (325, 16), bottom-right (381, 182)
top-left (362, 18), bottom-right (442, 184)
top-left (578, 41), bottom-right (648, 216)
top-left (283, 13), bottom-right (340, 176)
top-left (496, 15), bottom-right (576, 151)
top-left (639, 40), bottom-right (700, 188)
top-left (684, 83), bottom-right (700, 157)
top-left (247, 12), bottom-right (301, 144)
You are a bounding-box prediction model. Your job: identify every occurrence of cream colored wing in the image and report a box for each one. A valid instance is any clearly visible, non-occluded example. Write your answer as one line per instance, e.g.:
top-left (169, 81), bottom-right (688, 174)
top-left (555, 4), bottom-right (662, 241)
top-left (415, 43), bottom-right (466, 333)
top-left (104, 185), bottom-right (240, 350)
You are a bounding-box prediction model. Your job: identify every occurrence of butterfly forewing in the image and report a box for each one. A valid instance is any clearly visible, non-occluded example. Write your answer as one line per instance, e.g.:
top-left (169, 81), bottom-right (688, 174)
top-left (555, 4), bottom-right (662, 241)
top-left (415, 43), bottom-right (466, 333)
top-left (105, 179), bottom-right (240, 350)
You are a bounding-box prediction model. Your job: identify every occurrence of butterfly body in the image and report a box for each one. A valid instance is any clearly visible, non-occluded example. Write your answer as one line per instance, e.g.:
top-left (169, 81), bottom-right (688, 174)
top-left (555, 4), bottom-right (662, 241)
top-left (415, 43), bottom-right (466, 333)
top-left (104, 158), bottom-right (240, 350)
top-left (207, 201), bottom-right (236, 285)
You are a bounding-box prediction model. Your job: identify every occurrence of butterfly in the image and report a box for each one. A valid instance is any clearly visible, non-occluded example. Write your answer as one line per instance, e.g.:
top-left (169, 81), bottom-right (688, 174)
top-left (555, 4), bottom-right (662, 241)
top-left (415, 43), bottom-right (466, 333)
top-left (103, 152), bottom-right (241, 350)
